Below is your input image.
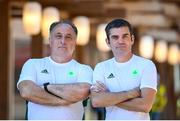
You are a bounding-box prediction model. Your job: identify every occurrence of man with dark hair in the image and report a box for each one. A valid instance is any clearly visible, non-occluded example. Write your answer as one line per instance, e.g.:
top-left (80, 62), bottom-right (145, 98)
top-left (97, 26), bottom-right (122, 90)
top-left (90, 18), bottom-right (157, 120)
top-left (17, 20), bottom-right (92, 119)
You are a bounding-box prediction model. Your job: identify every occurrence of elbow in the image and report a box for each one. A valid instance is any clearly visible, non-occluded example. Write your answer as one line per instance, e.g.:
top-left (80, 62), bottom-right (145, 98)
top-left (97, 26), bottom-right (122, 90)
top-left (79, 83), bottom-right (91, 98)
top-left (90, 97), bottom-right (103, 108)
top-left (91, 100), bottom-right (100, 108)
top-left (145, 105), bottom-right (152, 113)
top-left (18, 81), bottom-right (34, 100)
top-left (141, 104), bottom-right (152, 113)
top-left (143, 108), bottom-right (151, 113)
top-left (18, 85), bottom-right (32, 100)
top-left (19, 88), bottom-right (31, 100)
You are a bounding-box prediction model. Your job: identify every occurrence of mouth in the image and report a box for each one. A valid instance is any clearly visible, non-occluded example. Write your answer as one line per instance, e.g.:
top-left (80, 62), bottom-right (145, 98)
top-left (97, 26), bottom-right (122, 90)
top-left (116, 44), bottom-right (126, 48)
top-left (58, 46), bottom-right (66, 48)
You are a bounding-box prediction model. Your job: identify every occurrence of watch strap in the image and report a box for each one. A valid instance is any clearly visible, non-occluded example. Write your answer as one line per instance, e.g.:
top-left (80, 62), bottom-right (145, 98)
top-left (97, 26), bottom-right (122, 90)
top-left (43, 82), bottom-right (61, 98)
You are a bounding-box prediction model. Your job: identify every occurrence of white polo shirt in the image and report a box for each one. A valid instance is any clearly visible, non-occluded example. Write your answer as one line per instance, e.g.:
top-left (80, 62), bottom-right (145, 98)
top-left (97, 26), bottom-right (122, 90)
top-left (93, 54), bottom-right (157, 120)
top-left (17, 57), bottom-right (93, 120)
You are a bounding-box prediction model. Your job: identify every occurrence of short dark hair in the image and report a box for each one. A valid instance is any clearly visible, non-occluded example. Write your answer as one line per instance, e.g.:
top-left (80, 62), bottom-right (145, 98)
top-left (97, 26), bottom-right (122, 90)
top-left (49, 20), bottom-right (78, 35)
top-left (105, 18), bottom-right (134, 40)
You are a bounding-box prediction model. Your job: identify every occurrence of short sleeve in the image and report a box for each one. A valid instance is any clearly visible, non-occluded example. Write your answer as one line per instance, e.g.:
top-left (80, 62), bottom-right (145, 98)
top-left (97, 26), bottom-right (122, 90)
top-left (140, 61), bottom-right (157, 91)
top-left (17, 59), bottom-right (36, 89)
top-left (93, 63), bottom-right (105, 84)
top-left (77, 65), bottom-right (93, 84)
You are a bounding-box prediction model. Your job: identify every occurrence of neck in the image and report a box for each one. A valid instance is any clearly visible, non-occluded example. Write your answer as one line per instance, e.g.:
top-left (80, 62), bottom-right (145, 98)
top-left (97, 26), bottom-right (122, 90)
top-left (50, 55), bottom-right (73, 63)
top-left (114, 52), bottom-right (133, 63)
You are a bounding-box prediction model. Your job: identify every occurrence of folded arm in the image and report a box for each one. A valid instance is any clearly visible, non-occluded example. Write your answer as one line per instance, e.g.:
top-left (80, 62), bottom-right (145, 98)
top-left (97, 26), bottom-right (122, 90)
top-left (47, 82), bottom-right (91, 102)
top-left (90, 81), bottom-right (140, 107)
top-left (116, 88), bottom-right (156, 113)
top-left (18, 80), bottom-right (73, 106)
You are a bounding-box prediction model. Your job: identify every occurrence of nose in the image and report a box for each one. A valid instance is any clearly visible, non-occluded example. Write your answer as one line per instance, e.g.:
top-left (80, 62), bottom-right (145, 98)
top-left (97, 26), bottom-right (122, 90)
top-left (117, 38), bottom-right (124, 43)
top-left (60, 37), bottom-right (65, 44)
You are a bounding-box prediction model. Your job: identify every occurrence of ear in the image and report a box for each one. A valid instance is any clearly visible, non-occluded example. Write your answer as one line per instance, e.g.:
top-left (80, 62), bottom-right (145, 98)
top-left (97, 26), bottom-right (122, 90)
top-left (49, 37), bottom-right (52, 47)
top-left (106, 38), bottom-right (111, 48)
top-left (131, 35), bottom-right (135, 45)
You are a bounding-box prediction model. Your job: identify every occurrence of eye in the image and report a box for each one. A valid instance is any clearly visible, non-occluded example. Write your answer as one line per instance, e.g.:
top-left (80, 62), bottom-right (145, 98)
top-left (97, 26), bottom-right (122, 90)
top-left (65, 35), bottom-right (73, 40)
top-left (111, 35), bottom-right (119, 40)
top-left (122, 34), bottom-right (130, 39)
top-left (56, 35), bottom-right (62, 39)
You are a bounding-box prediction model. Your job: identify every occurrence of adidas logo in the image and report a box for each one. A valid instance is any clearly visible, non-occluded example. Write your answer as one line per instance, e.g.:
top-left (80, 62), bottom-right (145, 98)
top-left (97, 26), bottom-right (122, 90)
top-left (107, 73), bottom-right (115, 79)
top-left (41, 69), bottom-right (49, 74)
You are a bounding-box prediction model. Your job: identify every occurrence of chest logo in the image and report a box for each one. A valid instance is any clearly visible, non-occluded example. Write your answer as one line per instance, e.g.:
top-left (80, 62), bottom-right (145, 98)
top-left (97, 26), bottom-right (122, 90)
top-left (107, 73), bottom-right (115, 79)
top-left (41, 69), bottom-right (49, 74)
top-left (131, 69), bottom-right (139, 77)
top-left (68, 71), bottom-right (76, 77)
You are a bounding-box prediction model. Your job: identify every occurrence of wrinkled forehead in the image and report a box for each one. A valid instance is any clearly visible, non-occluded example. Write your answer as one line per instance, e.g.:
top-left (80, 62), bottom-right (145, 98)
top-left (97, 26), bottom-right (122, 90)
top-left (51, 23), bottom-right (76, 35)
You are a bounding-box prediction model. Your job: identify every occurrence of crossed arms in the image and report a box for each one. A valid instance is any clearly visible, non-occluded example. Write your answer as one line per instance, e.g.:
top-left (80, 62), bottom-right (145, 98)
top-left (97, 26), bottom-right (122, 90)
top-left (18, 80), bottom-right (91, 106)
top-left (90, 81), bottom-right (156, 113)
top-left (18, 79), bottom-right (156, 113)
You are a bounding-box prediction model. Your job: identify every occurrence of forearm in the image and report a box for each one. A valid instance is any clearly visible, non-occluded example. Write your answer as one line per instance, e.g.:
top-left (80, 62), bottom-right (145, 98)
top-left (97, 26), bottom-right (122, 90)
top-left (91, 90), bottom-right (138, 107)
top-left (48, 82), bottom-right (91, 102)
top-left (27, 92), bottom-right (72, 106)
top-left (116, 88), bottom-right (156, 113)
top-left (18, 81), bottom-right (72, 106)
top-left (116, 97), bottom-right (150, 113)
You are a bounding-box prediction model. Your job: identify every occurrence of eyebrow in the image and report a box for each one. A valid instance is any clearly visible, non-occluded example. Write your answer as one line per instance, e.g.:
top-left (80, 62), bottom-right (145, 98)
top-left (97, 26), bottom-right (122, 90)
top-left (55, 32), bottom-right (72, 36)
top-left (110, 33), bottom-right (130, 39)
top-left (123, 33), bottom-right (130, 36)
top-left (111, 35), bottom-right (118, 37)
top-left (66, 33), bottom-right (73, 36)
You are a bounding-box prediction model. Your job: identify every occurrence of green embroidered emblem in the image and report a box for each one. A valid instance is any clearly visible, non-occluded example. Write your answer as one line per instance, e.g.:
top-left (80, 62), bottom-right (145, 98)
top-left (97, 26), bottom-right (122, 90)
top-left (132, 69), bottom-right (139, 77)
top-left (68, 71), bottom-right (76, 77)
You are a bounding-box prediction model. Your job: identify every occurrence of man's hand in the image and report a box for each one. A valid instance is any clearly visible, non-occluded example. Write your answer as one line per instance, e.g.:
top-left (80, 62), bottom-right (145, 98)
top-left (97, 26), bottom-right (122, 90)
top-left (127, 87), bottom-right (141, 99)
top-left (90, 81), bottom-right (140, 107)
top-left (116, 88), bottom-right (156, 113)
top-left (90, 81), bottom-right (109, 93)
top-left (47, 82), bottom-right (91, 102)
top-left (18, 80), bottom-right (74, 106)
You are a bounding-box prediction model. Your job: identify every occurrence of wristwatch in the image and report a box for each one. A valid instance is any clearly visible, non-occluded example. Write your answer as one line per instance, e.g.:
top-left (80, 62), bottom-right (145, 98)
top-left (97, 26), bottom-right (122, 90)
top-left (43, 82), bottom-right (61, 98)
top-left (43, 82), bottom-right (50, 93)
